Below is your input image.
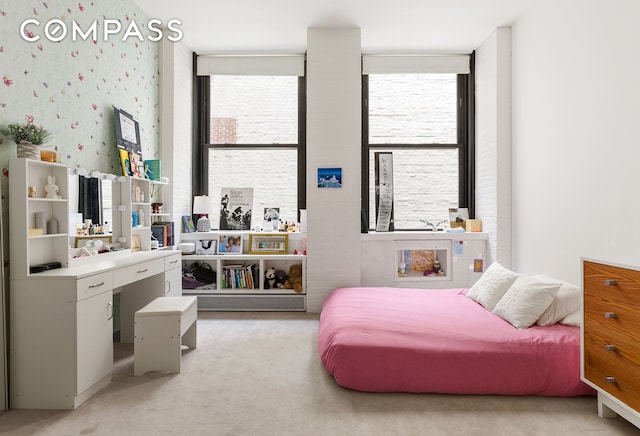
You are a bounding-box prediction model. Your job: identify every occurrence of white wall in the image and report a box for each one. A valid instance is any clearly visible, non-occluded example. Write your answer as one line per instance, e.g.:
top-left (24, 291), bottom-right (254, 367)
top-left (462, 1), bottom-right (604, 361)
top-left (160, 40), bottom-right (193, 241)
top-left (512, 0), bottom-right (640, 283)
top-left (306, 28), bottom-right (362, 312)
top-left (475, 27), bottom-right (512, 268)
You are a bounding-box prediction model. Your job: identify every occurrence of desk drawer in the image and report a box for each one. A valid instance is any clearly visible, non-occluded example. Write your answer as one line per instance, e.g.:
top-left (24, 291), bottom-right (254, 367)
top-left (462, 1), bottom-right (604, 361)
top-left (77, 272), bottom-right (113, 301)
top-left (165, 252), bottom-right (181, 270)
top-left (113, 258), bottom-right (163, 288)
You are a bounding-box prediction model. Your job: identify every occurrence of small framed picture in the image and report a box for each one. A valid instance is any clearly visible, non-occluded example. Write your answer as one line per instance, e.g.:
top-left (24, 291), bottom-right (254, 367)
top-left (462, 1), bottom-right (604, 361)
top-left (132, 234), bottom-right (141, 252)
top-left (218, 233), bottom-right (243, 254)
top-left (448, 207), bottom-right (469, 230)
top-left (248, 233), bottom-right (288, 255)
top-left (263, 207), bottom-right (280, 232)
top-left (317, 167), bottom-right (342, 188)
top-left (196, 239), bottom-right (217, 255)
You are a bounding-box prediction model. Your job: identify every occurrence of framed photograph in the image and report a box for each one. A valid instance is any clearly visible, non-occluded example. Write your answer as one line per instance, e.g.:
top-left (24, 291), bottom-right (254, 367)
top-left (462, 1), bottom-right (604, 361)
top-left (182, 215), bottom-right (196, 233)
top-left (218, 233), bottom-right (243, 254)
top-left (132, 234), bottom-right (141, 252)
top-left (317, 168), bottom-right (342, 188)
top-left (263, 207), bottom-right (280, 232)
top-left (248, 233), bottom-right (289, 255)
top-left (196, 239), bottom-right (217, 255)
top-left (449, 207), bottom-right (469, 230)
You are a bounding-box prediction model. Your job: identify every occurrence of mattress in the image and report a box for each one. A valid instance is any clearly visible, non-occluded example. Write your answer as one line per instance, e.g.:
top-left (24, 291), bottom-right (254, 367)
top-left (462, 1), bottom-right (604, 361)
top-left (318, 287), bottom-right (595, 396)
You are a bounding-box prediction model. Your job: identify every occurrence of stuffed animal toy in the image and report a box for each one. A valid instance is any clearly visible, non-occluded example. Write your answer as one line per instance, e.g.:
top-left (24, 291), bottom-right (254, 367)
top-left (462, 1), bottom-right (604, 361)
top-left (45, 175), bottom-right (61, 199)
top-left (274, 269), bottom-right (288, 289)
top-left (284, 263), bottom-right (303, 293)
top-left (264, 267), bottom-right (276, 289)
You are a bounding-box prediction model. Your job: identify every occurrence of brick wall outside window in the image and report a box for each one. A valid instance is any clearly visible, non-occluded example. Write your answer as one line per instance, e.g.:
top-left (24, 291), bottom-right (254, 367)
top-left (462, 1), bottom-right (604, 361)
top-left (211, 117), bottom-right (237, 144)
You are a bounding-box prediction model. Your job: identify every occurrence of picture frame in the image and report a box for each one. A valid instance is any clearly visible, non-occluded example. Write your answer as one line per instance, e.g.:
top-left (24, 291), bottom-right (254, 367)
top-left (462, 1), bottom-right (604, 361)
top-left (132, 234), bottom-right (141, 252)
top-left (317, 167), bottom-right (342, 188)
top-left (218, 233), bottom-right (243, 255)
top-left (448, 207), bottom-right (469, 230)
top-left (248, 233), bottom-right (289, 255)
top-left (182, 215), bottom-right (196, 233)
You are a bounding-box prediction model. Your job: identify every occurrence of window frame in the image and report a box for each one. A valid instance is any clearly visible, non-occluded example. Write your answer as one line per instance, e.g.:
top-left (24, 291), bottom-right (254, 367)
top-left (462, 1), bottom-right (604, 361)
top-left (192, 56), bottom-right (307, 215)
top-left (361, 54), bottom-right (475, 231)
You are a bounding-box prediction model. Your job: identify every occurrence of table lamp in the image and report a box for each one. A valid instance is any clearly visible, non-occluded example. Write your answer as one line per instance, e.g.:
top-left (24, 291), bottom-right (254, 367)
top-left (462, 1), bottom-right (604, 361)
top-left (193, 195), bottom-right (212, 232)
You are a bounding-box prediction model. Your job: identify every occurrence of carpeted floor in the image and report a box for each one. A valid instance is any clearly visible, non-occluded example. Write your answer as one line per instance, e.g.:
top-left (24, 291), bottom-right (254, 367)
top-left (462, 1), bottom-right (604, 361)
top-left (0, 312), bottom-right (638, 435)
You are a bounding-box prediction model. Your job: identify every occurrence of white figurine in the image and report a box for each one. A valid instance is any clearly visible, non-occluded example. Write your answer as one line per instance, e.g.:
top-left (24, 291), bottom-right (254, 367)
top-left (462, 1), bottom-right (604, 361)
top-left (45, 175), bottom-right (61, 199)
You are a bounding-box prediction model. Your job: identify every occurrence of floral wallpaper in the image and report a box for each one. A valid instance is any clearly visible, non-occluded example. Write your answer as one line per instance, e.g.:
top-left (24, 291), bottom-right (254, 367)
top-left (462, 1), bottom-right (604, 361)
top-left (0, 0), bottom-right (159, 267)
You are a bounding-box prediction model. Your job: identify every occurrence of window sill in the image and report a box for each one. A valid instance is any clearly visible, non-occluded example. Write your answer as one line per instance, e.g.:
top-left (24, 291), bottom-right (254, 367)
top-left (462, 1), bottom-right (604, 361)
top-left (361, 231), bottom-right (488, 241)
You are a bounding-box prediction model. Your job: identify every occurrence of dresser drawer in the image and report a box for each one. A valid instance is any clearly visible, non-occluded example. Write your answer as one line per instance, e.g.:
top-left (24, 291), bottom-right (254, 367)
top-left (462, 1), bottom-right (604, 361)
top-left (112, 258), bottom-right (164, 288)
top-left (164, 252), bottom-right (181, 270)
top-left (77, 272), bottom-right (113, 301)
top-left (583, 261), bottom-right (640, 306)
top-left (584, 338), bottom-right (640, 413)
top-left (584, 294), bottom-right (640, 336)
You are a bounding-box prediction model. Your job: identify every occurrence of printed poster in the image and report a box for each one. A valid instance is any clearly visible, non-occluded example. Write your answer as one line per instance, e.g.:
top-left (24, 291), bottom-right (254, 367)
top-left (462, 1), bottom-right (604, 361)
top-left (219, 188), bottom-right (253, 230)
top-left (375, 152), bottom-right (394, 232)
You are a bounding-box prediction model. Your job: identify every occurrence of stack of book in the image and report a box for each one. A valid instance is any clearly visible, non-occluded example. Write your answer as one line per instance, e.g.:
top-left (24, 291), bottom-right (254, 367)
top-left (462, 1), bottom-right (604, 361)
top-left (151, 221), bottom-right (175, 247)
top-left (222, 264), bottom-right (258, 289)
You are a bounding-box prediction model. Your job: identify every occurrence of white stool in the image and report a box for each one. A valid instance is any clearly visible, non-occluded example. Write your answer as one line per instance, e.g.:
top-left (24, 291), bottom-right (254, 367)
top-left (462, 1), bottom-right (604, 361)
top-left (134, 296), bottom-right (197, 376)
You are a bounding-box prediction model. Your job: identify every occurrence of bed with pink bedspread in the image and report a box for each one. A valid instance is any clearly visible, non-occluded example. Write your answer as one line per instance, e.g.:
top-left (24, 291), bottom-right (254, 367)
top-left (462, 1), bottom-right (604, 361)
top-left (318, 287), bottom-right (594, 396)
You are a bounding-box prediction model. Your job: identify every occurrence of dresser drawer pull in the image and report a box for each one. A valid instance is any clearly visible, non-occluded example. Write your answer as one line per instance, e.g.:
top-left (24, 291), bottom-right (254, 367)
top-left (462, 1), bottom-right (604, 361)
top-left (604, 344), bottom-right (617, 351)
top-left (604, 312), bottom-right (617, 319)
top-left (88, 282), bottom-right (105, 289)
top-left (605, 376), bottom-right (617, 384)
top-left (169, 260), bottom-right (179, 265)
top-left (136, 268), bottom-right (149, 274)
top-left (604, 279), bottom-right (617, 286)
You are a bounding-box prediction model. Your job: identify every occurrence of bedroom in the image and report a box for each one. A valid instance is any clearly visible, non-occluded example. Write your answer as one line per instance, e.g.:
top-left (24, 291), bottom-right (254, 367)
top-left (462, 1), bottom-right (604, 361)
top-left (0, 0), bottom-right (639, 433)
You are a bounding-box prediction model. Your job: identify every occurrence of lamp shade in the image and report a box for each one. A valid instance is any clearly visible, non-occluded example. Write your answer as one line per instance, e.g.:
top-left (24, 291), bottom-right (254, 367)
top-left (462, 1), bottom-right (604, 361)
top-left (193, 195), bottom-right (212, 215)
top-left (193, 196), bottom-right (213, 232)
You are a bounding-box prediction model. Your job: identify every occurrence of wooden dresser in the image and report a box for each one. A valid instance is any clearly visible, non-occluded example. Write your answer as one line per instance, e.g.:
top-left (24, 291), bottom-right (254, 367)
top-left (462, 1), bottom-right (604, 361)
top-left (582, 259), bottom-right (640, 428)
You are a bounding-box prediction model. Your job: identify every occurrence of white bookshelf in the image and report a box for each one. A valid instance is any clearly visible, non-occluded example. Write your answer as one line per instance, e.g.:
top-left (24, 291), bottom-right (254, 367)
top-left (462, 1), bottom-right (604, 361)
top-left (179, 231), bottom-right (307, 311)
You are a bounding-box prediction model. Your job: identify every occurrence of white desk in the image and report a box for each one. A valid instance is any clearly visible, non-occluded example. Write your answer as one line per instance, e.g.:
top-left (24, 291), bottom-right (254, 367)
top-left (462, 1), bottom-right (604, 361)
top-left (9, 249), bottom-right (182, 410)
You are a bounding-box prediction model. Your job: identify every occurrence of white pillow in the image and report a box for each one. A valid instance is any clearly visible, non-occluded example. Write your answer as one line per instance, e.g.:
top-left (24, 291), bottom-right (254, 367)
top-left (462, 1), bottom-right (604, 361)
top-left (492, 275), bottom-right (561, 329)
top-left (559, 310), bottom-right (581, 327)
top-left (467, 262), bottom-right (519, 311)
top-left (536, 279), bottom-right (581, 326)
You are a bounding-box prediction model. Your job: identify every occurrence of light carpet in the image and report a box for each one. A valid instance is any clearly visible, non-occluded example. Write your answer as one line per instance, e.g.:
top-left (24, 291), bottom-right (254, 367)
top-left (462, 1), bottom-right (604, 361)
top-left (0, 312), bottom-right (638, 435)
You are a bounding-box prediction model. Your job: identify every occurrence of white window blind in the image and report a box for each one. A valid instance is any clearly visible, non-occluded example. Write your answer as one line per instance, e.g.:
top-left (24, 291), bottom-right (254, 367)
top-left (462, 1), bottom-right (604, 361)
top-left (197, 54), bottom-right (305, 76)
top-left (362, 54), bottom-right (470, 74)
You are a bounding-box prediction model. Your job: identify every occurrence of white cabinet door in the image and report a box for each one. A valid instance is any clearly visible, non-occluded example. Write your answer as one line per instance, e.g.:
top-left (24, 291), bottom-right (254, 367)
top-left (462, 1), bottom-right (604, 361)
top-left (76, 290), bottom-right (113, 395)
top-left (165, 266), bottom-right (182, 297)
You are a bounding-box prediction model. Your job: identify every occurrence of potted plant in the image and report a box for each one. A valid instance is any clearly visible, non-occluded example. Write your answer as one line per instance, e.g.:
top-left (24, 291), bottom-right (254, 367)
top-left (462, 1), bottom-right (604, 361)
top-left (0, 120), bottom-right (52, 160)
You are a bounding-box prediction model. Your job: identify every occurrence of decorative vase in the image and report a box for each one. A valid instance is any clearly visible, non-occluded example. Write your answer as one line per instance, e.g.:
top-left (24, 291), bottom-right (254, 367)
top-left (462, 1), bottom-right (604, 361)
top-left (16, 142), bottom-right (40, 160)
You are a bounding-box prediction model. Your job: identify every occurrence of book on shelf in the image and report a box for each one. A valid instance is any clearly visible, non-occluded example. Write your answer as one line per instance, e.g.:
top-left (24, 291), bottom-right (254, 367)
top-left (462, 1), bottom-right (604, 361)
top-left (221, 264), bottom-right (257, 289)
top-left (151, 221), bottom-right (175, 247)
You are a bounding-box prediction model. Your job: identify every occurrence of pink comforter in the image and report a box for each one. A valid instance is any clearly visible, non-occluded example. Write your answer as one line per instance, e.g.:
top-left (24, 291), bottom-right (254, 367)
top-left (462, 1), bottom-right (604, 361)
top-left (319, 287), bottom-right (595, 396)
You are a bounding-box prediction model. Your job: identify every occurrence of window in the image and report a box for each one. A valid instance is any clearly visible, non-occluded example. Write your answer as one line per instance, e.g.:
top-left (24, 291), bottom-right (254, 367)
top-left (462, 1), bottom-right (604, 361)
top-left (194, 55), bottom-right (306, 227)
top-left (362, 55), bottom-right (474, 231)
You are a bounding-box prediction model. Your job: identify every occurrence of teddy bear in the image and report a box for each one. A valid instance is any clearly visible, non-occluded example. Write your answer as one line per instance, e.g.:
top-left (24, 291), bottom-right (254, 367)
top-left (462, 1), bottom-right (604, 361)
top-left (284, 263), bottom-right (303, 293)
top-left (264, 267), bottom-right (288, 289)
top-left (264, 267), bottom-right (277, 289)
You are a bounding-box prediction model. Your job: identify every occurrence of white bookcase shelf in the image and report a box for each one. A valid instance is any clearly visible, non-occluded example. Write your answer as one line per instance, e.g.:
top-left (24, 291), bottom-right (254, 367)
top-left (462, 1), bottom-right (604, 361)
top-left (180, 232), bottom-right (307, 311)
top-left (10, 158), bottom-right (70, 278)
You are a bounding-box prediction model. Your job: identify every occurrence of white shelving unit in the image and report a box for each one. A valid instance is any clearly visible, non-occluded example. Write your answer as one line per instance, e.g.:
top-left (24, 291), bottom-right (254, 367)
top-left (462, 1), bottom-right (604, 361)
top-left (180, 231), bottom-right (307, 311)
top-left (9, 158), bottom-right (70, 278)
top-left (361, 231), bottom-right (488, 289)
top-left (149, 179), bottom-right (173, 249)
